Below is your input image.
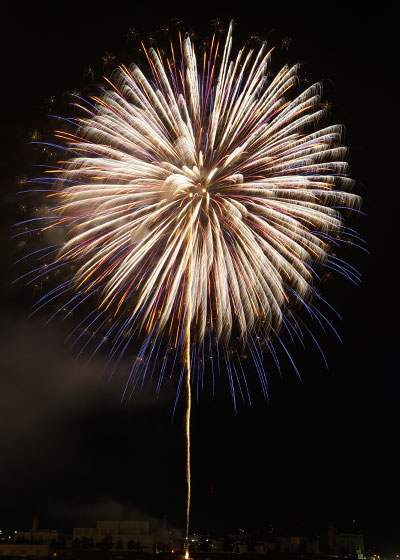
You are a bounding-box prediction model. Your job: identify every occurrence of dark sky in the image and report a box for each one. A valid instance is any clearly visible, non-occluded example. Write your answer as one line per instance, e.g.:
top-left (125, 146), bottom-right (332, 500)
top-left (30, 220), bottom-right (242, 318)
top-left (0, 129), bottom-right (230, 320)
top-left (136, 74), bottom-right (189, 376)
top-left (1, 2), bottom-right (398, 555)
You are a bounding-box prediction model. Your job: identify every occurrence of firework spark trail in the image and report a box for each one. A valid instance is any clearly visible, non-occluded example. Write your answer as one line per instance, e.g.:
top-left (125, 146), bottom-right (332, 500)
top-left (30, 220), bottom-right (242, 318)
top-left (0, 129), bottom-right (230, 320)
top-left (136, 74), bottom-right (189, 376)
top-left (20, 21), bottom-right (362, 542)
top-left (185, 206), bottom-right (193, 557)
top-left (184, 349), bottom-right (191, 559)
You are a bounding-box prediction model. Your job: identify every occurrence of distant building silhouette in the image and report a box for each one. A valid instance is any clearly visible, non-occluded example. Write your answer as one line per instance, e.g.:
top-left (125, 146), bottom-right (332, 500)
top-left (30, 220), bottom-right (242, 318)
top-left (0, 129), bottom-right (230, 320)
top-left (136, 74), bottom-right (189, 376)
top-left (320, 526), bottom-right (365, 558)
top-left (73, 518), bottom-right (183, 552)
top-left (13, 518), bottom-right (59, 544)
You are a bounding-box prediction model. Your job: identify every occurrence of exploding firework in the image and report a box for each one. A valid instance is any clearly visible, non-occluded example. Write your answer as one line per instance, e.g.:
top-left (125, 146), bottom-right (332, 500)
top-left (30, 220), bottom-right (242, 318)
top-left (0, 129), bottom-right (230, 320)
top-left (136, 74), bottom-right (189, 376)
top-left (18, 21), bottom-right (362, 551)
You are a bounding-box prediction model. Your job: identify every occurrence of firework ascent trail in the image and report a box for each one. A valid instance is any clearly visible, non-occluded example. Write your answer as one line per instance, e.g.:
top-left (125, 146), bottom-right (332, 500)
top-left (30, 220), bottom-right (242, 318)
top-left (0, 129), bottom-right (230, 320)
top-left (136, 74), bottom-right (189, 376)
top-left (18, 21), bottom-right (363, 545)
top-left (185, 204), bottom-right (192, 558)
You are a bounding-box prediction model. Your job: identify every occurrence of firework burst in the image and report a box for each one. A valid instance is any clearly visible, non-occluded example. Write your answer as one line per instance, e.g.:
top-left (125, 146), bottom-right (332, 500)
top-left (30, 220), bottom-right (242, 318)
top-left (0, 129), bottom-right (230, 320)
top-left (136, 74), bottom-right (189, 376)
top-left (20, 22), bottom-right (363, 401)
top-left (25, 22), bottom-right (359, 389)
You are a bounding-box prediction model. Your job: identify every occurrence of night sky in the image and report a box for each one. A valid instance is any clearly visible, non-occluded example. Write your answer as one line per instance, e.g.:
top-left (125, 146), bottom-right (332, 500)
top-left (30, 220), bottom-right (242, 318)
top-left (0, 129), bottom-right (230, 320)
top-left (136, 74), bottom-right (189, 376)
top-left (1, 2), bottom-right (398, 555)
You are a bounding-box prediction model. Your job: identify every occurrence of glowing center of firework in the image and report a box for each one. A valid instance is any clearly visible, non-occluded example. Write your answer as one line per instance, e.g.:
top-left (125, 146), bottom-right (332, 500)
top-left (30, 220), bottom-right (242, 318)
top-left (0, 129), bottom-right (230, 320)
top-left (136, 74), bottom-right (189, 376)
top-left (188, 182), bottom-right (207, 198)
top-left (162, 165), bottom-right (213, 201)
